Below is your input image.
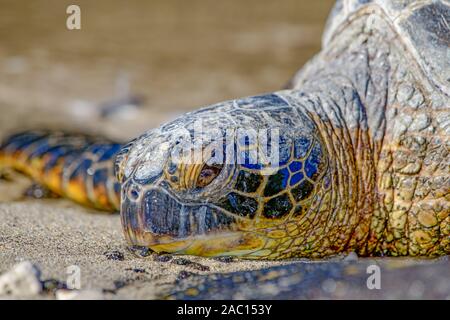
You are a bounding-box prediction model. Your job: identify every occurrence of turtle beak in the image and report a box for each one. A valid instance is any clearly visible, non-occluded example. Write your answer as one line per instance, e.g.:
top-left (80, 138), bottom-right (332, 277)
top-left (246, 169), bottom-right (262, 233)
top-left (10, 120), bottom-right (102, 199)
top-left (120, 187), bottom-right (264, 256)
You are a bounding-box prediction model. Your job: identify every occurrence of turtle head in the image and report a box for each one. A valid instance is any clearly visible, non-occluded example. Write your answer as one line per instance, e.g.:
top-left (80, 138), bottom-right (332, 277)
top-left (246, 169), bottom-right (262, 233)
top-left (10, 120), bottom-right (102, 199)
top-left (116, 94), bottom-right (330, 259)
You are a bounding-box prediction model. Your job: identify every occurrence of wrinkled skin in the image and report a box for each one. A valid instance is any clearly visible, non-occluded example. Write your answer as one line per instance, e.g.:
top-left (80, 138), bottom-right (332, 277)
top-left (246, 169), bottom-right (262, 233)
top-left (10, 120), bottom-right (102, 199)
top-left (1, 0), bottom-right (449, 259)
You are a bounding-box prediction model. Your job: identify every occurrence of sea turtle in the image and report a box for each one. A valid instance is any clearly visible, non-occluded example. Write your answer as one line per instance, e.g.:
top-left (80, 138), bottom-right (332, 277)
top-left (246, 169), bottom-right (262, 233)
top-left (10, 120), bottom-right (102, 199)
top-left (1, 0), bottom-right (449, 260)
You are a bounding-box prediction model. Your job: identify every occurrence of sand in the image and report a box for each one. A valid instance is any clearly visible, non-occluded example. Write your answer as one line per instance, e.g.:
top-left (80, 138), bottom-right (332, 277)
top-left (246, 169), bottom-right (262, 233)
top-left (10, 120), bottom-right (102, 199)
top-left (0, 199), bottom-right (286, 299)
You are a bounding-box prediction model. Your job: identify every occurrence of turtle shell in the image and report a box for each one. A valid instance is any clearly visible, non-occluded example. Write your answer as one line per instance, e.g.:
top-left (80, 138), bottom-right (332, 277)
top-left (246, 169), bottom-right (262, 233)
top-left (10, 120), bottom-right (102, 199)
top-left (322, 0), bottom-right (450, 97)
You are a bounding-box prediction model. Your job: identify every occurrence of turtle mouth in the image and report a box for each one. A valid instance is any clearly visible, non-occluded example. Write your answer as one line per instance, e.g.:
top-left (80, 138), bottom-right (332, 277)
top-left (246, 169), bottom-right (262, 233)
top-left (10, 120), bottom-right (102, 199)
top-left (120, 187), bottom-right (265, 256)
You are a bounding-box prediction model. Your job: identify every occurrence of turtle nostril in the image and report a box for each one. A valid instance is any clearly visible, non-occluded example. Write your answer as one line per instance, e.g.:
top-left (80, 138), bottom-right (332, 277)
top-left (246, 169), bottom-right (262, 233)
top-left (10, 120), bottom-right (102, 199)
top-left (128, 186), bottom-right (140, 200)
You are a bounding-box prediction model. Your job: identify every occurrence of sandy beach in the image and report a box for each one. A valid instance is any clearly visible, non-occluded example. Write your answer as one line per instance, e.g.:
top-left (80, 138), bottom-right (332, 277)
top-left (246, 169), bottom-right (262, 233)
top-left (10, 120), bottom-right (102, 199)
top-left (0, 200), bottom-right (287, 299)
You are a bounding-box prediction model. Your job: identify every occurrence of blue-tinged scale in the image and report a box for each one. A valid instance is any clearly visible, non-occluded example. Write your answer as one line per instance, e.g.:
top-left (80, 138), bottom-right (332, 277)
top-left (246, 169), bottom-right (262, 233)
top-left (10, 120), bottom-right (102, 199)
top-left (28, 142), bottom-right (54, 158)
top-left (289, 172), bottom-right (304, 186)
top-left (228, 193), bottom-right (238, 210)
top-left (304, 142), bottom-right (322, 179)
top-left (278, 168), bottom-right (289, 189)
top-left (237, 94), bottom-right (288, 109)
top-left (98, 144), bottom-right (122, 161)
top-left (239, 149), bottom-right (261, 170)
top-left (288, 161), bottom-right (302, 173)
top-left (44, 148), bottom-right (79, 172)
top-left (294, 136), bottom-right (312, 159)
top-left (93, 168), bottom-right (108, 187)
top-left (114, 182), bottom-right (121, 194)
top-left (276, 135), bottom-right (291, 166)
top-left (69, 159), bottom-right (93, 179)
top-left (4, 133), bottom-right (43, 152)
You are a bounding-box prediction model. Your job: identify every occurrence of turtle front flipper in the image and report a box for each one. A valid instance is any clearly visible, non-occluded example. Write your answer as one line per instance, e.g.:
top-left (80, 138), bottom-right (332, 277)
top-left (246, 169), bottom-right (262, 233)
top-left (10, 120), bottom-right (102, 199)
top-left (0, 130), bottom-right (122, 211)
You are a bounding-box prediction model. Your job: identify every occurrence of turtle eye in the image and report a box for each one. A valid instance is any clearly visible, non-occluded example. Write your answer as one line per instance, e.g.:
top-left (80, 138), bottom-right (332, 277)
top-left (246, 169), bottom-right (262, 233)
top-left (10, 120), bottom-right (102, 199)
top-left (196, 163), bottom-right (223, 188)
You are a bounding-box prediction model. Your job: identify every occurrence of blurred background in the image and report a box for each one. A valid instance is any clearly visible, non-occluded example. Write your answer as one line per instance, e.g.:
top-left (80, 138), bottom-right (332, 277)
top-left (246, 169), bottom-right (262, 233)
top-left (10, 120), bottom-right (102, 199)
top-left (0, 0), bottom-right (335, 141)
